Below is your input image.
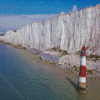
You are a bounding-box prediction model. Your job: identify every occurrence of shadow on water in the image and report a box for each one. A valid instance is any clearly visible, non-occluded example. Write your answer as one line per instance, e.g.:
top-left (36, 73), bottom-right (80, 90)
top-left (65, 76), bottom-right (77, 90)
top-left (66, 77), bottom-right (88, 100)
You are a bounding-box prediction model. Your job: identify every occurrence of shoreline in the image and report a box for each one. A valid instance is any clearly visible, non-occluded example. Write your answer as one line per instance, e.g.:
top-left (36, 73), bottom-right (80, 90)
top-left (0, 40), bottom-right (100, 79)
top-left (0, 41), bottom-right (100, 97)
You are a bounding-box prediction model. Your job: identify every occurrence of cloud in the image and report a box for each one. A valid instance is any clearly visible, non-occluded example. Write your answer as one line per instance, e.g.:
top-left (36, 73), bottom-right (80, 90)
top-left (0, 14), bottom-right (59, 34)
top-left (69, 5), bottom-right (78, 13)
top-left (72, 5), bottom-right (77, 12)
top-left (60, 11), bottom-right (65, 15)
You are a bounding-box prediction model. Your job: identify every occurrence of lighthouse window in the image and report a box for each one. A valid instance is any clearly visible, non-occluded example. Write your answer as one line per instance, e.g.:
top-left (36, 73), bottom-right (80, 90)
top-left (82, 50), bottom-right (85, 53)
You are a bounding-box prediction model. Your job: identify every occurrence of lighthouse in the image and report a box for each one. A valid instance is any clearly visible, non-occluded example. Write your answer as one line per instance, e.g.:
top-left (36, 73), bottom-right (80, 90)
top-left (77, 45), bottom-right (88, 93)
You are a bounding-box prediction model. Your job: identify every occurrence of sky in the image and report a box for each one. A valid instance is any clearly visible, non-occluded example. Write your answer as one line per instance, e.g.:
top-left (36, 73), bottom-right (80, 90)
top-left (0, 14), bottom-right (59, 33)
top-left (0, 0), bottom-right (100, 34)
top-left (0, 0), bottom-right (100, 14)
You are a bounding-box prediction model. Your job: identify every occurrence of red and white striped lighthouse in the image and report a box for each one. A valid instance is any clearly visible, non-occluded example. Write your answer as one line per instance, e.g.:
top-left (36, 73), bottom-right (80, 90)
top-left (77, 45), bottom-right (88, 93)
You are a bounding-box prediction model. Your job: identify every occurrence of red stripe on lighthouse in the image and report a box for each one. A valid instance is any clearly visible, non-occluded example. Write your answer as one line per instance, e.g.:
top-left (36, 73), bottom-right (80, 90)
top-left (79, 66), bottom-right (86, 77)
top-left (81, 53), bottom-right (86, 56)
top-left (79, 45), bottom-right (86, 77)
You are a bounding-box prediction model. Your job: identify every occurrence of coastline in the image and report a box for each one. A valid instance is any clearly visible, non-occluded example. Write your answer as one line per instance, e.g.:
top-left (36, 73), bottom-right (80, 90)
top-left (0, 41), bottom-right (100, 98)
top-left (0, 40), bottom-right (100, 79)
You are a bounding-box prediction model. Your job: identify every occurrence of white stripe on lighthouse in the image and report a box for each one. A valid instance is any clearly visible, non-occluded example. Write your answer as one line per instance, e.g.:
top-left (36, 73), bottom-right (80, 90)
top-left (78, 76), bottom-right (86, 82)
top-left (80, 56), bottom-right (86, 66)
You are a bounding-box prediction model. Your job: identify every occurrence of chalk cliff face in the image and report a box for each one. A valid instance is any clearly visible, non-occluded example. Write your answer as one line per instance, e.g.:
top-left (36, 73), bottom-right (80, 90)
top-left (0, 5), bottom-right (100, 54)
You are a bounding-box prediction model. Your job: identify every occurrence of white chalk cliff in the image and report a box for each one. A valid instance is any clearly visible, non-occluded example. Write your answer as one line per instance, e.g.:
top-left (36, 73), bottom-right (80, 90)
top-left (0, 5), bottom-right (100, 55)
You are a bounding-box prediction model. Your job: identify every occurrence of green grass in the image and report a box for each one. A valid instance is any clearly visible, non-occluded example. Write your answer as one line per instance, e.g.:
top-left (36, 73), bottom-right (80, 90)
top-left (13, 45), bottom-right (26, 49)
top-left (62, 50), bottom-right (68, 55)
top-left (50, 47), bottom-right (59, 51)
top-left (86, 69), bottom-right (94, 75)
top-left (58, 49), bottom-right (62, 52)
top-left (0, 41), bottom-right (12, 45)
top-left (76, 50), bottom-right (81, 55)
top-left (86, 47), bottom-right (89, 49)
top-left (87, 54), bottom-right (100, 61)
top-left (50, 62), bottom-right (56, 65)
top-left (0, 34), bottom-right (4, 36)
top-left (45, 60), bottom-right (50, 64)
top-left (73, 66), bottom-right (79, 70)
top-left (48, 46), bottom-right (69, 55)
top-left (0, 40), bottom-right (4, 43)
top-left (37, 56), bottom-right (42, 60)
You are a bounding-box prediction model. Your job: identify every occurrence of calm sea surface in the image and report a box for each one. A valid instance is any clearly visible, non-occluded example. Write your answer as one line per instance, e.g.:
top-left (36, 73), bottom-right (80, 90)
top-left (0, 43), bottom-right (100, 100)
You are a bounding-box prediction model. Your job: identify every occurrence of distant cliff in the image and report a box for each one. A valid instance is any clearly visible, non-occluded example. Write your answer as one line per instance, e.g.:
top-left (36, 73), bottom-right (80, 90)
top-left (0, 5), bottom-right (100, 54)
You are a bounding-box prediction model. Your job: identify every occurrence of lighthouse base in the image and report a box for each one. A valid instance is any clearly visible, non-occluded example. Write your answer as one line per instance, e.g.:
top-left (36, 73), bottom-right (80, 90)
top-left (77, 84), bottom-right (88, 94)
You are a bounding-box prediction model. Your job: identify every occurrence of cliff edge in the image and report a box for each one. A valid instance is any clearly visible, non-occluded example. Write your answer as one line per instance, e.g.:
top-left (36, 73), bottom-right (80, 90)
top-left (0, 5), bottom-right (100, 55)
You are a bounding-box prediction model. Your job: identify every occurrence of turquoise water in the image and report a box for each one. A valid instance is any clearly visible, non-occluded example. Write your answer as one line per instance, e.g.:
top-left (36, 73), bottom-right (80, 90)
top-left (0, 43), bottom-right (100, 100)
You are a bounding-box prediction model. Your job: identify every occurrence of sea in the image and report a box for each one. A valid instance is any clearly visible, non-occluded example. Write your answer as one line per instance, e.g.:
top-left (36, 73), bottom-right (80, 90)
top-left (0, 43), bottom-right (100, 100)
